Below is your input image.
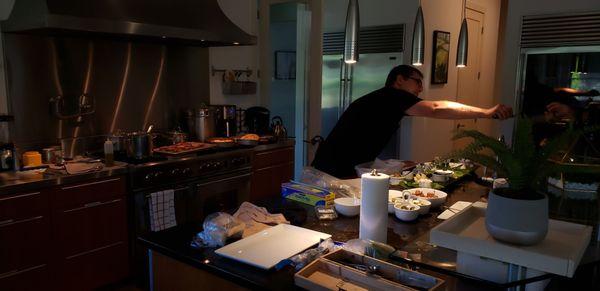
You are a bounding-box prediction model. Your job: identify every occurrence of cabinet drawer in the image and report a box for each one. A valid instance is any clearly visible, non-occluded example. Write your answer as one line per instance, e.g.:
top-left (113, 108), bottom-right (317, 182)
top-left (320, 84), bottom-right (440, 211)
top-left (0, 191), bottom-right (48, 222)
top-left (0, 264), bottom-right (50, 291)
top-left (54, 198), bottom-right (127, 257)
top-left (0, 216), bottom-right (51, 274)
top-left (54, 176), bottom-right (127, 210)
top-left (57, 242), bottom-right (129, 290)
top-left (253, 147), bottom-right (294, 169)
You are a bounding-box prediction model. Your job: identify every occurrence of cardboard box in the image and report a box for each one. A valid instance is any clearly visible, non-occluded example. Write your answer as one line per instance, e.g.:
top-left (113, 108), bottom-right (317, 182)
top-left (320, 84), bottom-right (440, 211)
top-left (281, 181), bottom-right (334, 207)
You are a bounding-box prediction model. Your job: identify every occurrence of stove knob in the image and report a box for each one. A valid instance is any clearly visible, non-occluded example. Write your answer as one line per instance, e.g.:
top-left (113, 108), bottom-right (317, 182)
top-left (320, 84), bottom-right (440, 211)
top-left (182, 167), bottom-right (191, 175)
top-left (170, 168), bottom-right (181, 176)
top-left (153, 171), bottom-right (164, 179)
top-left (144, 173), bottom-right (153, 182)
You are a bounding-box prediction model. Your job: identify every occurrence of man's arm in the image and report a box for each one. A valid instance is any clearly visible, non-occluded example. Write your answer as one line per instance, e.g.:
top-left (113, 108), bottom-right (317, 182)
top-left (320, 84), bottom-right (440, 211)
top-left (405, 100), bottom-right (513, 120)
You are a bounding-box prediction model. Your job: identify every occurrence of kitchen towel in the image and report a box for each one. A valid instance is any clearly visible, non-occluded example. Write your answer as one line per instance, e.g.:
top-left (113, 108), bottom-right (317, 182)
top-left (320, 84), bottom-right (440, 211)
top-left (233, 201), bottom-right (289, 237)
top-left (359, 171), bottom-right (389, 243)
top-left (149, 190), bottom-right (177, 232)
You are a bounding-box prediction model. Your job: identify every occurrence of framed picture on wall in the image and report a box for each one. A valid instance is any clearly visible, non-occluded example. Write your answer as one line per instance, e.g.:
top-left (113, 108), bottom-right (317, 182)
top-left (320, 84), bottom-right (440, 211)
top-left (431, 30), bottom-right (450, 84)
top-left (274, 50), bottom-right (296, 80)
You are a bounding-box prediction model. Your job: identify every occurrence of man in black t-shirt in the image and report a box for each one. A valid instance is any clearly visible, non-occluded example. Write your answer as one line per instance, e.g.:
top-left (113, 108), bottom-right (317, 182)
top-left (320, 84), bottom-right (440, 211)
top-left (312, 65), bottom-right (513, 178)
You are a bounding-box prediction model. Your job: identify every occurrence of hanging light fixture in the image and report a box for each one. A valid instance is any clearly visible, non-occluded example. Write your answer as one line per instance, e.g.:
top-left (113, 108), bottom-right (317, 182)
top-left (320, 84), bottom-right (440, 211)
top-left (344, 0), bottom-right (360, 64)
top-left (456, 0), bottom-right (468, 68)
top-left (411, 1), bottom-right (425, 66)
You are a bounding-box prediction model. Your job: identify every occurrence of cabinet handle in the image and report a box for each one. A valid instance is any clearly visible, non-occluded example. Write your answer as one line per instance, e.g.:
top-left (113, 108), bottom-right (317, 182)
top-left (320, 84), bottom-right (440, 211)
top-left (61, 177), bottom-right (121, 190)
top-left (63, 198), bottom-right (122, 213)
top-left (195, 172), bottom-right (251, 187)
top-left (0, 269), bottom-right (19, 279)
top-left (65, 241), bottom-right (124, 260)
top-left (0, 216), bottom-right (43, 227)
top-left (0, 219), bottom-right (14, 226)
top-left (0, 191), bottom-right (41, 202)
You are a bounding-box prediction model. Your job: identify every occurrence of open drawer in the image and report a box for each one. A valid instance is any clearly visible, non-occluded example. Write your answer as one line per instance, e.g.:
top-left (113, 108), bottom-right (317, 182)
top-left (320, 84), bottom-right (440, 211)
top-left (295, 249), bottom-right (444, 291)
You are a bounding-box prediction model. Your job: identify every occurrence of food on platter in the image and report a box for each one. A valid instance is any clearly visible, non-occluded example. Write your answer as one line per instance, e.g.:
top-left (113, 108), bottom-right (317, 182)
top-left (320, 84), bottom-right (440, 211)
top-left (240, 133), bottom-right (260, 141)
top-left (154, 142), bottom-right (212, 154)
top-left (413, 189), bottom-right (437, 198)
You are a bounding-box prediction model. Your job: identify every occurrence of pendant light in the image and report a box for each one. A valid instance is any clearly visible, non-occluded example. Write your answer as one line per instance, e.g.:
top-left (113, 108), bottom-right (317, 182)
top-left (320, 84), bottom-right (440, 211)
top-left (344, 0), bottom-right (360, 64)
top-left (456, 0), bottom-right (468, 68)
top-left (411, 1), bottom-right (425, 66)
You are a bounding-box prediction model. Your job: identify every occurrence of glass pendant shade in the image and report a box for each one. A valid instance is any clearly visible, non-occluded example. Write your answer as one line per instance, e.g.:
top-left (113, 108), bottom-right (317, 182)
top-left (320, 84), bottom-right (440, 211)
top-left (344, 0), bottom-right (359, 64)
top-left (411, 6), bottom-right (425, 66)
top-left (456, 18), bottom-right (468, 68)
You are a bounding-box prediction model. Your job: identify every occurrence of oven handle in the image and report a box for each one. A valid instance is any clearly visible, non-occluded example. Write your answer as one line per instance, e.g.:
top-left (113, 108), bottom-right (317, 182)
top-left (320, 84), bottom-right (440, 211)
top-left (195, 172), bottom-right (252, 188)
top-left (144, 186), bottom-right (190, 198)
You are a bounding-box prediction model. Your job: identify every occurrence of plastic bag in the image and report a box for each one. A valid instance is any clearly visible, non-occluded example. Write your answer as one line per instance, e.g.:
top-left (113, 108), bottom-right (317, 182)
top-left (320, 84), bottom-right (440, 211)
top-left (287, 238), bottom-right (336, 270)
top-left (191, 212), bottom-right (245, 248)
top-left (300, 167), bottom-right (360, 198)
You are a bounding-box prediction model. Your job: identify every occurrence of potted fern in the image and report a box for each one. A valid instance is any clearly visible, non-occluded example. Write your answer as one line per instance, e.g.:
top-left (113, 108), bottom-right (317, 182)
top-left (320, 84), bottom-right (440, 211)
top-left (451, 118), bottom-right (599, 245)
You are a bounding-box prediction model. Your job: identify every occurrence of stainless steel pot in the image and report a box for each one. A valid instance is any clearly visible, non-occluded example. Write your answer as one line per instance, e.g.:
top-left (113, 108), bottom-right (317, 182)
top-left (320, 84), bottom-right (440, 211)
top-left (163, 129), bottom-right (187, 144)
top-left (124, 131), bottom-right (154, 159)
top-left (194, 108), bottom-right (215, 142)
top-left (108, 132), bottom-right (126, 152)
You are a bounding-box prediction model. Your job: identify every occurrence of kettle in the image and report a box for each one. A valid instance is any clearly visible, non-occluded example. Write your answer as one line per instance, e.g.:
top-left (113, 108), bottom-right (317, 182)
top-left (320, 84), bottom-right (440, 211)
top-left (271, 116), bottom-right (287, 141)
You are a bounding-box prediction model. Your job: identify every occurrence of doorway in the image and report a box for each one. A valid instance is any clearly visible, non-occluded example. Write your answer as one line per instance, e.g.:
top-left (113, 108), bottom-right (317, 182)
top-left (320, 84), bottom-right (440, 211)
top-left (266, 1), bottom-right (311, 179)
top-left (454, 7), bottom-right (485, 150)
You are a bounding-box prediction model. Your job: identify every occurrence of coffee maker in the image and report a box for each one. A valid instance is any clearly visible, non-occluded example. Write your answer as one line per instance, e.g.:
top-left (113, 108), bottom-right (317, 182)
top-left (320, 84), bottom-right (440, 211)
top-left (245, 106), bottom-right (270, 134)
top-left (211, 105), bottom-right (237, 137)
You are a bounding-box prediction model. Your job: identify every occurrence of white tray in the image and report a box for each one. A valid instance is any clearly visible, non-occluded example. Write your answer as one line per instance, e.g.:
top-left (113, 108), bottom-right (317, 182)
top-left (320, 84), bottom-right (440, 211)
top-left (215, 224), bottom-right (331, 270)
top-left (430, 202), bottom-right (592, 277)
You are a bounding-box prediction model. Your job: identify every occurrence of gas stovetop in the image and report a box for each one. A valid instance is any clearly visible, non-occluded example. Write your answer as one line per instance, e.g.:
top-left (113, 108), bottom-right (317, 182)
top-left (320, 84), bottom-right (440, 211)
top-left (125, 148), bottom-right (253, 190)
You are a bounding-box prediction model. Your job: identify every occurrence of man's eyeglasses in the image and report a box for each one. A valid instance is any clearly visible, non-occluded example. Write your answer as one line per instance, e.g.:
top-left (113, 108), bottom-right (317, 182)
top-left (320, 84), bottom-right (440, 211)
top-left (409, 77), bottom-right (423, 86)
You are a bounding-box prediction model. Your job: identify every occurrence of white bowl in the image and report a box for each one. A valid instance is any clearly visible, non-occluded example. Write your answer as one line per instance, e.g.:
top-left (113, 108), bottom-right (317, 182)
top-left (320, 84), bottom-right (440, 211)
top-left (432, 170), bottom-right (453, 182)
top-left (405, 188), bottom-right (448, 208)
top-left (334, 197), bottom-right (360, 217)
top-left (409, 198), bottom-right (431, 215)
top-left (388, 190), bottom-right (404, 213)
top-left (394, 203), bottom-right (420, 222)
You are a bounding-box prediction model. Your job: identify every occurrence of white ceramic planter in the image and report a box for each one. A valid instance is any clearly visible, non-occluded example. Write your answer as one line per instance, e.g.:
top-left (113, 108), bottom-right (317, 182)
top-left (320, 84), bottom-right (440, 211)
top-left (485, 189), bottom-right (548, 246)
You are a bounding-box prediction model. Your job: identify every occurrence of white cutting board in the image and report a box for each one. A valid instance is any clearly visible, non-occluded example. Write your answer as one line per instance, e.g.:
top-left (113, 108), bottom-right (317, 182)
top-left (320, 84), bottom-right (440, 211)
top-left (215, 224), bottom-right (331, 269)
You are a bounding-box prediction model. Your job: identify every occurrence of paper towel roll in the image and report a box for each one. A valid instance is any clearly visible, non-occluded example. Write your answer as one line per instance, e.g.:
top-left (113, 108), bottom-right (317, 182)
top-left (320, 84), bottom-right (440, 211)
top-left (359, 170), bottom-right (389, 243)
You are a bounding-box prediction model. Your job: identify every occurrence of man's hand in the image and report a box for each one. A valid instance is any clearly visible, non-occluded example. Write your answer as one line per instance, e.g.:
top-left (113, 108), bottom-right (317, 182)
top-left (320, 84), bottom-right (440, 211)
top-left (486, 104), bottom-right (513, 120)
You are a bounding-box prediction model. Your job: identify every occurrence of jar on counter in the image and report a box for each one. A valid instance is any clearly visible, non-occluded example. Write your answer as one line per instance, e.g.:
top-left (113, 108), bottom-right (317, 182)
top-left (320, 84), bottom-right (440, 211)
top-left (22, 151), bottom-right (42, 167)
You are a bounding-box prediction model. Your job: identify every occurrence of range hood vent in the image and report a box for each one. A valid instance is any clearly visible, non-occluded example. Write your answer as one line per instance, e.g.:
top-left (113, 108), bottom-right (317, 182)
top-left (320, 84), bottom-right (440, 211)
top-left (1, 0), bottom-right (256, 46)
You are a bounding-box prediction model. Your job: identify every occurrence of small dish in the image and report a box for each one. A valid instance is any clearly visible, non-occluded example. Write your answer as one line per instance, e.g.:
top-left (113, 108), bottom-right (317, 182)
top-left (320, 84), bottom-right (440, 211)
top-left (388, 190), bottom-right (405, 213)
top-left (394, 203), bottom-right (420, 222)
top-left (432, 169), bottom-right (453, 182)
top-left (409, 198), bottom-right (431, 215)
top-left (406, 188), bottom-right (448, 208)
top-left (334, 197), bottom-right (360, 217)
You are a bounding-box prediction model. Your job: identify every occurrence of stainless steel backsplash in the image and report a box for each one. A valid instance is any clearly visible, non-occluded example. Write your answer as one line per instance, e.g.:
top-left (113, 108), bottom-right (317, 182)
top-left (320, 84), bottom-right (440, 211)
top-left (2, 33), bottom-right (210, 150)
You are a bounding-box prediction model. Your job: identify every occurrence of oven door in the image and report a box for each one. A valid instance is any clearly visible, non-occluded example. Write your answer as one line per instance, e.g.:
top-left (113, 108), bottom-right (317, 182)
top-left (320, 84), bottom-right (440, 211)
top-left (186, 170), bottom-right (252, 224)
top-left (133, 184), bottom-right (192, 236)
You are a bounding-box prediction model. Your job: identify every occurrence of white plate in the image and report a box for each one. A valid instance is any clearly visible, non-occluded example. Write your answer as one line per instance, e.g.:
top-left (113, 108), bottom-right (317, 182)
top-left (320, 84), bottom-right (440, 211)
top-left (404, 188), bottom-right (448, 208)
top-left (215, 224), bottom-right (331, 269)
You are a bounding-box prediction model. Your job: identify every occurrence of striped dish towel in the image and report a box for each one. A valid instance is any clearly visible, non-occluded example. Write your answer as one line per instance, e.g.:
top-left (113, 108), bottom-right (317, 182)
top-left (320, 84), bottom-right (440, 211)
top-left (149, 190), bottom-right (177, 232)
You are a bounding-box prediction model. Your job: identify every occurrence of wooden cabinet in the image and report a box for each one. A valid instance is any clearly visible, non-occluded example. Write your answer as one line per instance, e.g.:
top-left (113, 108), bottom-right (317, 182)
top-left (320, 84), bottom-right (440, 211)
top-left (52, 176), bottom-right (129, 291)
top-left (0, 176), bottom-right (129, 291)
top-left (250, 145), bottom-right (294, 201)
top-left (0, 191), bottom-right (51, 291)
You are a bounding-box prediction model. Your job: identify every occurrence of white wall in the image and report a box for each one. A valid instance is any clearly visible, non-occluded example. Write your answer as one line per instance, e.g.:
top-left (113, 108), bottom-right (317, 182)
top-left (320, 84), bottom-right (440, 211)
top-left (496, 0), bottom-right (600, 144)
top-left (402, 0), bottom-right (502, 162)
top-left (211, 0), bottom-right (260, 109)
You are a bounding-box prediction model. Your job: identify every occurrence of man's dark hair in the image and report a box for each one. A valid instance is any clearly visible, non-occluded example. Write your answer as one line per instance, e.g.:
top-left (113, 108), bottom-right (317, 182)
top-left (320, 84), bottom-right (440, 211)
top-left (385, 65), bottom-right (423, 87)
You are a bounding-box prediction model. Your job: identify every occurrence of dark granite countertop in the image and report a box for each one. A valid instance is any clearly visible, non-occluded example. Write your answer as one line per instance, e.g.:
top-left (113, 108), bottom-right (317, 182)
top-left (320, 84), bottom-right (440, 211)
top-left (0, 141), bottom-right (295, 195)
top-left (0, 162), bottom-right (129, 195)
top-left (138, 179), bottom-right (494, 290)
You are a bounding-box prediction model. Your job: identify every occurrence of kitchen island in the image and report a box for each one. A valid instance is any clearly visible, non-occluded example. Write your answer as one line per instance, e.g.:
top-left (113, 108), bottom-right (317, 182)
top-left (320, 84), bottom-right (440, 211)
top-left (138, 179), bottom-right (600, 290)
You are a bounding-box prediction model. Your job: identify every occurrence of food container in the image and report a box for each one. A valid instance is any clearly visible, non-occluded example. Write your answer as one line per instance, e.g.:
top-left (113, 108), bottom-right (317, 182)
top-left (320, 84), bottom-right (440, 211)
top-left (388, 190), bottom-right (405, 213)
top-left (281, 181), bottom-right (335, 207)
top-left (410, 198), bottom-right (431, 215)
top-left (22, 151), bottom-right (42, 167)
top-left (432, 169), bottom-right (453, 182)
top-left (406, 188), bottom-right (448, 208)
top-left (295, 249), bottom-right (445, 291)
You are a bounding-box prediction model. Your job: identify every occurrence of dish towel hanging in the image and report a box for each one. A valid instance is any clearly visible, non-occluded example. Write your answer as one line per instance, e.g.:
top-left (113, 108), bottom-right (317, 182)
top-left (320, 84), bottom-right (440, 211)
top-left (149, 190), bottom-right (177, 232)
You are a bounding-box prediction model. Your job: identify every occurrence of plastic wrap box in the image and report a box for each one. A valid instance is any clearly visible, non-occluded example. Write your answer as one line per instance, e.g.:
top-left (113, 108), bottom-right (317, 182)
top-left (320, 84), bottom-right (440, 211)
top-left (281, 181), bottom-right (334, 207)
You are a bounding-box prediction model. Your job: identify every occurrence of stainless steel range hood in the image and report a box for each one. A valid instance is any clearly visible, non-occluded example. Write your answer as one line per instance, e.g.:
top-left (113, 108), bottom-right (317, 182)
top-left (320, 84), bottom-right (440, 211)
top-left (1, 0), bottom-right (256, 46)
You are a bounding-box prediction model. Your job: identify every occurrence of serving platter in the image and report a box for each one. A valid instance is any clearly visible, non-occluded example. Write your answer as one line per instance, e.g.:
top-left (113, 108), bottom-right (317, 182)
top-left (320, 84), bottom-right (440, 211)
top-left (153, 142), bottom-right (216, 156)
top-left (215, 224), bottom-right (331, 269)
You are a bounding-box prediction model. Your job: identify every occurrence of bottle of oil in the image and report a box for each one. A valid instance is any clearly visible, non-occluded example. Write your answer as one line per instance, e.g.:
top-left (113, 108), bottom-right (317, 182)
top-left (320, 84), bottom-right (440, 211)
top-left (104, 139), bottom-right (114, 167)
